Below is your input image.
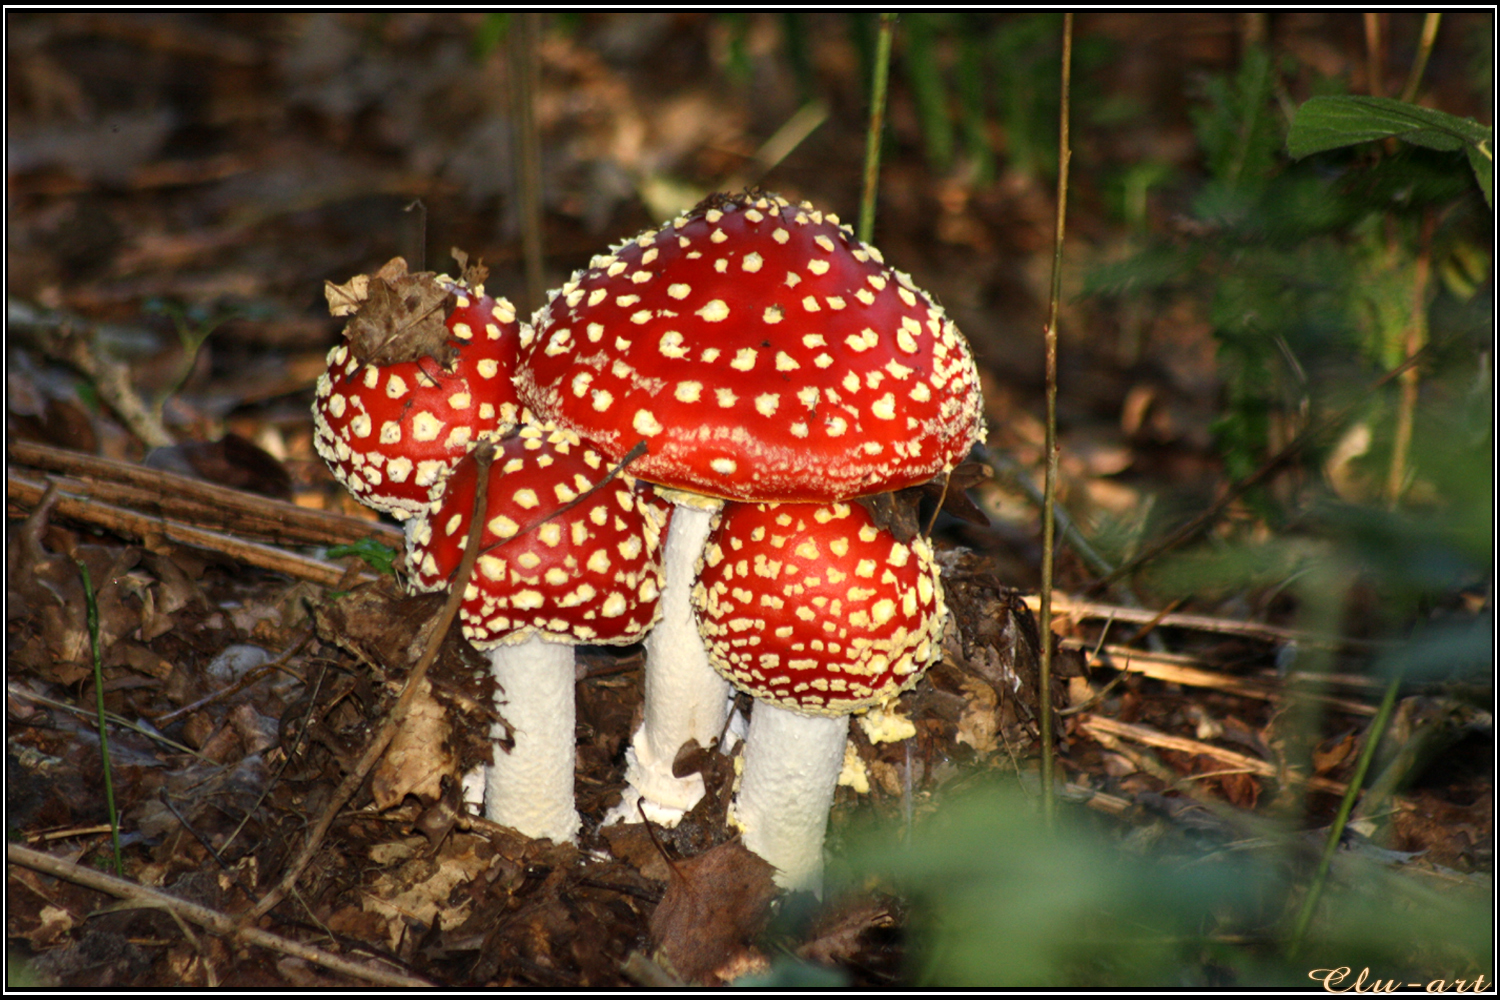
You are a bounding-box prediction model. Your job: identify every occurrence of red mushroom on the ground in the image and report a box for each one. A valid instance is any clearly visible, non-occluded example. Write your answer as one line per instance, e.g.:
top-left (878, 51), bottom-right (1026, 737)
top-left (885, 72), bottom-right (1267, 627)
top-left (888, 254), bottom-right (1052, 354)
top-left (514, 192), bottom-right (983, 825)
top-left (407, 424), bottom-right (670, 843)
top-left (313, 257), bottom-right (523, 524)
top-left (694, 500), bottom-right (945, 892)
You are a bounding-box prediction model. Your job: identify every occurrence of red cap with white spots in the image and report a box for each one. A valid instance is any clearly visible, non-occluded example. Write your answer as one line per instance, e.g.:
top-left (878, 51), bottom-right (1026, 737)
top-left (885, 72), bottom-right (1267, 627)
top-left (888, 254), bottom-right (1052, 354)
top-left (313, 276), bottom-right (524, 520)
top-left (408, 425), bottom-right (671, 648)
top-left (516, 192), bottom-right (984, 503)
top-left (693, 500), bottom-right (944, 715)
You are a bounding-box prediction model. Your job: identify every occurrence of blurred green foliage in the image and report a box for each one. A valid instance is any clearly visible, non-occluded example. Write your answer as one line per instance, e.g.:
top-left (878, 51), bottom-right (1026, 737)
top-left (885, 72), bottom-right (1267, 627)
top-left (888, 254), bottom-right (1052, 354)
top-left (845, 28), bottom-right (1493, 989)
top-left (891, 13), bottom-right (1112, 182)
top-left (1087, 44), bottom-right (1491, 502)
top-left (847, 784), bottom-right (1492, 987)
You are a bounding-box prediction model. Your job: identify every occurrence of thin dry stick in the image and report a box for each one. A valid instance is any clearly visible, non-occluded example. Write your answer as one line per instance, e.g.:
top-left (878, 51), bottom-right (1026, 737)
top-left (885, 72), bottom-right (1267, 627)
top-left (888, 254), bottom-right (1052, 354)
top-left (511, 11), bottom-right (545, 312)
top-left (1385, 204), bottom-right (1437, 507)
top-left (1024, 592), bottom-right (1382, 650)
top-left (1077, 715), bottom-right (1352, 797)
top-left (9, 298), bottom-right (175, 448)
top-left (1062, 640), bottom-right (1379, 717)
top-left (6, 844), bottom-right (431, 988)
top-left (9, 439), bottom-right (404, 550)
top-left (1364, 13), bottom-right (1386, 97)
top-left (246, 442), bottom-right (496, 923)
top-left (1038, 12), bottom-right (1074, 827)
top-left (857, 13), bottom-right (897, 245)
top-left (724, 101), bottom-right (830, 192)
top-left (7, 472), bottom-right (374, 589)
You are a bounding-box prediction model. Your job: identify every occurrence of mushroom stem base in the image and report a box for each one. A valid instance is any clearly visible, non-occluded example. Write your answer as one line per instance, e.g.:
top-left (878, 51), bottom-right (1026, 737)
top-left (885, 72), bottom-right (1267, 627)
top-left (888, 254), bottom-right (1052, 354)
top-left (733, 704), bottom-right (849, 895)
top-left (615, 502), bottom-right (730, 824)
top-left (485, 637), bottom-right (580, 844)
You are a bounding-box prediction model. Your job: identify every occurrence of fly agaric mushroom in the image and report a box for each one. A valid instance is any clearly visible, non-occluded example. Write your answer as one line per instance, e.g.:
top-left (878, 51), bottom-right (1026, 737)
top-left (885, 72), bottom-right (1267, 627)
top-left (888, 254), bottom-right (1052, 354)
top-left (407, 424), bottom-right (670, 843)
top-left (514, 192), bottom-right (983, 824)
top-left (313, 256), bottom-right (523, 523)
top-left (693, 500), bottom-right (945, 892)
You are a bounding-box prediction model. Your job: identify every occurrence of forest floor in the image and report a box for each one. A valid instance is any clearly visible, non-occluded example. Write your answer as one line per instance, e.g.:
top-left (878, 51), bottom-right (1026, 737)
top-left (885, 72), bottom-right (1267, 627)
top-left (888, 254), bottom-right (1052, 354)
top-left (6, 12), bottom-right (1492, 988)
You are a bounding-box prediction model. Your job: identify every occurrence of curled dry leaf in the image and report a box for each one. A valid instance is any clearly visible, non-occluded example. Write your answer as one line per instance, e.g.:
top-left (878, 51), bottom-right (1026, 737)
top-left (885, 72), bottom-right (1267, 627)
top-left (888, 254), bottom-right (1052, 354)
top-left (371, 677), bottom-right (455, 809)
top-left (325, 256), bottom-right (461, 369)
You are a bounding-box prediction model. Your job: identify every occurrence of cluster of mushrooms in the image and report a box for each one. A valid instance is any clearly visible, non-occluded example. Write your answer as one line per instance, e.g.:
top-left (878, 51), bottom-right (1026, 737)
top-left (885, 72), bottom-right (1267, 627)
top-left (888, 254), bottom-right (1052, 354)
top-left (312, 192), bottom-right (984, 893)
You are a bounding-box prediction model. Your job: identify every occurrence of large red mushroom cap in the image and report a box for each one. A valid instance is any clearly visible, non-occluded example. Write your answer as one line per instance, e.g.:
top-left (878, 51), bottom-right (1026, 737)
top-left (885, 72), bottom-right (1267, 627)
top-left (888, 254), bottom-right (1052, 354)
top-left (313, 259), bottom-right (524, 520)
top-left (694, 500), bottom-right (944, 714)
top-left (515, 192), bottom-right (984, 503)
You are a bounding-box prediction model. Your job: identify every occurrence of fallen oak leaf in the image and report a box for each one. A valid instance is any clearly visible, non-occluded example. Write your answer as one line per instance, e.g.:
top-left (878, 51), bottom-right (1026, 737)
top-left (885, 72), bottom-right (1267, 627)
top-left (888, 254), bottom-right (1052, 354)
top-left (648, 838), bottom-right (777, 985)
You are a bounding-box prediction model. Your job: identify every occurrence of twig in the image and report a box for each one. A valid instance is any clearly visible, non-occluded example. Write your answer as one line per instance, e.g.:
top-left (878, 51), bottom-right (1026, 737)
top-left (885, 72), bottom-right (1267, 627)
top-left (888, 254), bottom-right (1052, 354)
top-left (9, 298), bottom-right (175, 448)
top-left (8, 470), bottom-right (380, 588)
top-left (1363, 13), bottom-right (1386, 98)
top-left (734, 101), bottom-right (829, 190)
top-left (246, 442), bottom-right (496, 922)
top-left (1089, 342), bottom-right (1438, 593)
top-left (858, 13), bottom-right (896, 245)
top-left (9, 440), bottom-right (404, 551)
top-left (1038, 12), bottom-right (1074, 827)
top-left (1077, 714), bottom-right (1352, 797)
top-left (5, 844), bottom-right (432, 988)
top-left (1385, 209), bottom-right (1435, 506)
top-left (1062, 640), bottom-right (1379, 717)
top-left (7, 683), bottom-right (211, 762)
top-left (151, 624), bottom-right (316, 729)
top-left (510, 11), bottom-right (545, 312)
top-left (1024, 592), bottom-right (1384, 651)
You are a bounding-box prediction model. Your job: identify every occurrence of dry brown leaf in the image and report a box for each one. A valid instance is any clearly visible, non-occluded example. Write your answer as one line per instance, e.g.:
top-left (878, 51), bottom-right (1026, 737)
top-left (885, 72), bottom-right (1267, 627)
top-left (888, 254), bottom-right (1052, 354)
top-left (334, 257), bottom-right (460, 369)
top-left (371, 677), bottom-right (454, 809)
top-left (351, 833), bottom-right (490, 952)
top-left (954, 672), bottom-right (1000, 755)
top-left (649, 839), bottom-right (777, 985)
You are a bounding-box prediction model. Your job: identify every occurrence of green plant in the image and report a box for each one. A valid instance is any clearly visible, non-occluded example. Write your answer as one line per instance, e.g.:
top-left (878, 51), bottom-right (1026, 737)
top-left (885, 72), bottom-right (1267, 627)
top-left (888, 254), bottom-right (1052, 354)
top-left (1087, 46), bottom-right (1491, 512)
top-left (847, 783), bottom-right (1491, 986)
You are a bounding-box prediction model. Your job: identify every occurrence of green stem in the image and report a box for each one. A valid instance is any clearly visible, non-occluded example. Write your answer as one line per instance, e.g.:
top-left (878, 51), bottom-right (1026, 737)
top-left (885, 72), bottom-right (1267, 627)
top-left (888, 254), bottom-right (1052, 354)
top-left (77, 560), bottom-right (124, 877)
top-left (858, 14), bottom-right (897, 245)
top-left (1287, 672), bottom-right (1402, 956)
top-left (1038, 13), bottom-right (1073, 829)
top-left (1398, 13), bottom-right (1442, 104)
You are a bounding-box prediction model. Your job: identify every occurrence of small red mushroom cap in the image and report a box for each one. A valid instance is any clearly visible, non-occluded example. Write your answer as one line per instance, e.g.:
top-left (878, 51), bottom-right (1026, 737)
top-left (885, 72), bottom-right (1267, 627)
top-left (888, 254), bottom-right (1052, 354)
top-left (409, 425), bottom-right (671, 648)
top-left (313, 268), bottom-right (524, 519)
top-left (693, 500), bottom-right (944, 715)
top-left (516, 193), bottom-right (984, 503)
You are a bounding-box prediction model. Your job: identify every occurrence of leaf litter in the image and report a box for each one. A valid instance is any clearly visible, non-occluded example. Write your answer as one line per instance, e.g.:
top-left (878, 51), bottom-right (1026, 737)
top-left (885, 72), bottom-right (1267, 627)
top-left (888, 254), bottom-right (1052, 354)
top-left (6, 12), bottom-right (1490, 988)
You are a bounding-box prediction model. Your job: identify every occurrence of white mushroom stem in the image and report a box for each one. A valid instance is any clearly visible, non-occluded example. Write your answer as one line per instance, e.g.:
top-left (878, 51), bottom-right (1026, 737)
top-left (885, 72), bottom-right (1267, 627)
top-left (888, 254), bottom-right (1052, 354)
top-left (484, 636), bottom-right (580, 844)
top-left (733, 703), bottom-right (849, 895)
top-left (614, 503), bottom-right (731, 825)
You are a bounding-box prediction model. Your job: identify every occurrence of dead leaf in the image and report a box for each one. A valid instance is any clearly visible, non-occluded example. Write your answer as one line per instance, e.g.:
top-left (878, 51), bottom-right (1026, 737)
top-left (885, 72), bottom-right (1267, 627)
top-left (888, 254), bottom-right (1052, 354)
top-left (649, 839), bottom-right (777, 985)
top-left (336, 257), bottom-right (460, 369)
top-left (371, 677), bottom-right (454, 808)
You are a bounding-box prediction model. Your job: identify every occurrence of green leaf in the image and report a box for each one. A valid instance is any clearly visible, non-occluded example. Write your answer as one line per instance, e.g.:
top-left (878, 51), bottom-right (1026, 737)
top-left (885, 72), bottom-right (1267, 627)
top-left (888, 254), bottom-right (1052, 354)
top-left (1465, 141), bottom-right (1493, 209)
top-left (1287, 96), bottom-right (1492, 159)
top-left (326, 538), bottom-right (398, 576)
